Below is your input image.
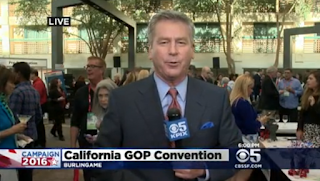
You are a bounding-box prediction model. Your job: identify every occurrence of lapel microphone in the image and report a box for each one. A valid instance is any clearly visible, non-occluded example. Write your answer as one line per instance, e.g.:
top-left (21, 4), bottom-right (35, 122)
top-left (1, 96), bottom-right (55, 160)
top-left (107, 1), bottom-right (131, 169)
top-left (167, 108), bottom-right (181, 121)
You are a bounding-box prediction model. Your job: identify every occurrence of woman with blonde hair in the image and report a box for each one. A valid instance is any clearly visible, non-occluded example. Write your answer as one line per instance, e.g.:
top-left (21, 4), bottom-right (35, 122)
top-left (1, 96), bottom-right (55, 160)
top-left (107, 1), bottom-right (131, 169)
top-left (85, 79), bottom-right (118, 144)
top-left (229, 75), bottom-right (269, 181)
top-left (230, 75), bottom-right (268, 139)
top-left (123, 72), bottom-right (136, 85)
top-left (137, 70), bottom-right (150, 80)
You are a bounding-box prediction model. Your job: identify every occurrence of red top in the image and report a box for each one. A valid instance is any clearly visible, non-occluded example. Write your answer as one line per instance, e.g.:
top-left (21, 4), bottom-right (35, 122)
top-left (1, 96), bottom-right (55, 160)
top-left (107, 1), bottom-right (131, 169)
top-left (32, 77), bottom-right (47, 105)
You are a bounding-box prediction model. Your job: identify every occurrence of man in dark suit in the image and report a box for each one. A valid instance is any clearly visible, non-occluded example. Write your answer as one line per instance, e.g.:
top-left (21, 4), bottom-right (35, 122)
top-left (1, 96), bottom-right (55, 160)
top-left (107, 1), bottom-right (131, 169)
top-left (198, 66), bottom-right (213, 83)
top-left (96, 10), bottom-right (242, 181)
top-left (259, 66), bottom-right (279, 115)
top-left (253, 69), bottom-right (263, 101)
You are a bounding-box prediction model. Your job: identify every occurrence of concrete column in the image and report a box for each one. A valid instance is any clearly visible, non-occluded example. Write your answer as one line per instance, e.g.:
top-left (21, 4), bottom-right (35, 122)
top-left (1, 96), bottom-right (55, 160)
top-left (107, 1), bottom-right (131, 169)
top-left (0, 0), bottom-right (10, 56)
top-left (283, 29), bottom-right (292, 68)
top-left (51, 0), bottom-right (63, 70)
top-left (128, 26), bottom-right (136, 69)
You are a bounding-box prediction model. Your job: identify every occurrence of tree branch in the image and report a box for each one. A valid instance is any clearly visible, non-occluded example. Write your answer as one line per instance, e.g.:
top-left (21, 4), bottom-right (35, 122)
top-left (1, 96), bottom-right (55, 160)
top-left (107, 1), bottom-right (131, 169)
top-left (213, 2), bottom-right (228, 56)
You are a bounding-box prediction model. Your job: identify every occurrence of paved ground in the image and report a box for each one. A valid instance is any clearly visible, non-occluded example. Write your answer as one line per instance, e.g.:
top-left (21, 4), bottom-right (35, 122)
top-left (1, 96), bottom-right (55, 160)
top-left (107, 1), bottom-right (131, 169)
top-left (33, 119), bottom-right (84, 181)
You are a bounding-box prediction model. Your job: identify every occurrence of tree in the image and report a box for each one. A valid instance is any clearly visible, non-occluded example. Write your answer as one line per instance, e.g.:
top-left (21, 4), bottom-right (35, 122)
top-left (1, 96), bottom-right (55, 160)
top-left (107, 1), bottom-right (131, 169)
top-left (212, 0), bottom-right (248, 74)
top-left (175, 0), bottom-right (248, 74)
top-left (272, 0), bottom-right (311, 67)
top-left (11, 0), bottom-right (160, 59)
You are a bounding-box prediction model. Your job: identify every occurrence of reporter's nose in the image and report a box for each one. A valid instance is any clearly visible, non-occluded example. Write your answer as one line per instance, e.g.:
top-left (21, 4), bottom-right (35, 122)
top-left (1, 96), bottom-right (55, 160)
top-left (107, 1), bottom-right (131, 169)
top-left (168, 42), bottom-right (178, 56)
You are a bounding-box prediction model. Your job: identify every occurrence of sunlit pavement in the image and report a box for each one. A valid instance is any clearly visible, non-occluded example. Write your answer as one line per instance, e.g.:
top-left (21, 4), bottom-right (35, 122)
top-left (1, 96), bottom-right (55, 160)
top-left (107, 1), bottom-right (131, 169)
top-left (33, 119), bottom-right (84, 181)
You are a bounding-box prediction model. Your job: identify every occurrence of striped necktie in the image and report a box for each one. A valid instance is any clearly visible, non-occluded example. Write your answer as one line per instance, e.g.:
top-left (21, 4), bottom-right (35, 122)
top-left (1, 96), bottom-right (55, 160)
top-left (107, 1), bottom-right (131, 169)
top-left (165, 88), bottom-right (181, 148)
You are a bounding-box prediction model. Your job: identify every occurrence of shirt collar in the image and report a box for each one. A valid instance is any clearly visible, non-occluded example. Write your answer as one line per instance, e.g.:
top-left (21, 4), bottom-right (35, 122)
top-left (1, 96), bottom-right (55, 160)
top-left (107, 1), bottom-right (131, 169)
top-left (153, 73), bottom-right (188, 102)
top-left (33, 77), bottom-right (41, 83)
top-left (16, 81), bottom-right (31, 88)
top-left (282, 77), bottom-right (293, 82)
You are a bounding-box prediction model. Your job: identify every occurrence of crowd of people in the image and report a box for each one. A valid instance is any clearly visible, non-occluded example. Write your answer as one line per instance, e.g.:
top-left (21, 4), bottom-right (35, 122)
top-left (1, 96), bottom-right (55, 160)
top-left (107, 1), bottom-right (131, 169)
top-left (0, 10), bottom-right (320, 181)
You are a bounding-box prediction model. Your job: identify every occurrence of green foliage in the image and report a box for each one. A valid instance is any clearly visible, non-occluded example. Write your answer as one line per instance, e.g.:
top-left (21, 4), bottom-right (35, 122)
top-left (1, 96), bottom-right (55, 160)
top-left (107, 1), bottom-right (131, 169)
top-left (71, 5), bottom-right (124, 58)
top-left (295, 0), bottom-right (313, 19)
top-left (10, 0), bottom-right (50, 32)
top-left (113, 0), bottom-right (165, 21)
top-left (11, 0), bottom-right (153, 58)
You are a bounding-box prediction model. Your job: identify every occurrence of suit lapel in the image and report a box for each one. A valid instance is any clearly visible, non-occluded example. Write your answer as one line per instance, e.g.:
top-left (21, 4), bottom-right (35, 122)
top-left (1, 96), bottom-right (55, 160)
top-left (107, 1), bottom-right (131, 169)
top-left (134, 76), bottom-right (168, 146)
top-left (184, 78), bottom-right (205, 142)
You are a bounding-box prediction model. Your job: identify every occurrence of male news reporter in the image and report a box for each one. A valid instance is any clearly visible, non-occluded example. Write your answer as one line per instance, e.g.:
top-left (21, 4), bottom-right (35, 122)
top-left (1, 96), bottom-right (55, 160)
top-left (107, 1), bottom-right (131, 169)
top-left (96, 10), bottom-right (242, 181)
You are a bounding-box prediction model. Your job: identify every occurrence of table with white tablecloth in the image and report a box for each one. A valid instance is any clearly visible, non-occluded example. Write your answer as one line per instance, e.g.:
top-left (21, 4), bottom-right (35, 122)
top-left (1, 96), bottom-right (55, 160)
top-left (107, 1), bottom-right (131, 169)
top-left (260, 137), bottom-right (320, 181)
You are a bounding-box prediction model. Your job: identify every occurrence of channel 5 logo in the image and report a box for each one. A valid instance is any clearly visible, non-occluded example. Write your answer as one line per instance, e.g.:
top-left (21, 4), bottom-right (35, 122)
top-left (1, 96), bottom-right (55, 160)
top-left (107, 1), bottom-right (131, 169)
top-left (164, 118), bottom-right (190, 141)
top-left (236, 149), bottom-right (261, 163)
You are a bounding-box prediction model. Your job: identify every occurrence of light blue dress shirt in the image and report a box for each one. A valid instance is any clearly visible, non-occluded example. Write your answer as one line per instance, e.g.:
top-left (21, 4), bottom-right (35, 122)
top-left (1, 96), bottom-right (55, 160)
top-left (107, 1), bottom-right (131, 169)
top-left (153, 74), bottom-right (209, 181)
top-left (278, 78), bottom-right (303, 109)
top-left (154, 73), bottom-right (187, 116)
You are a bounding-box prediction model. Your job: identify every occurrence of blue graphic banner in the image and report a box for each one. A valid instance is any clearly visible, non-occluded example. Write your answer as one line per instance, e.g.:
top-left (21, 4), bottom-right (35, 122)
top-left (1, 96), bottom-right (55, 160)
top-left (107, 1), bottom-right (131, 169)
top-left (60, 148), bottom-right (320, 169)
top-left (1, 148), bottom-right (320, 169)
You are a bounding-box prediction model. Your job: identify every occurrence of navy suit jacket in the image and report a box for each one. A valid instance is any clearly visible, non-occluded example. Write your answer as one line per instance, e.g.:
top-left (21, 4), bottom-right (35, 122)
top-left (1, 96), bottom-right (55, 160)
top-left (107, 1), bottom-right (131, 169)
top-left (96, 75), bottom-right (242, 181)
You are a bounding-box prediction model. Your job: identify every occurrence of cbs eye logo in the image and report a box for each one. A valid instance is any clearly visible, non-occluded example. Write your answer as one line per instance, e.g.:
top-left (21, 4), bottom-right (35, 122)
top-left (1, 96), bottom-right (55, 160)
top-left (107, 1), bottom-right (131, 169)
top-left (236, 149), bottom-right (261, 163)
top-left (169, 124), bottom-right (179, 134)
top-left (168, 122), bottom-right (187, 134)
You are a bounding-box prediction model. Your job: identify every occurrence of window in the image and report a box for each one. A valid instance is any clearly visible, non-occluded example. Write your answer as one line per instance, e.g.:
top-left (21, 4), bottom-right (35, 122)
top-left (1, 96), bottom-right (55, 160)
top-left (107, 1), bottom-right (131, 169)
top-left (79, 29), bottom-right (89, 39)
top-left (312, 0), bottom-right (320, 12)
top-left (8, 3), bottom-right (17, 17)
top-left (253, 23), bottom-right (279, 53)
top-left (136, 23), bottom-right (148, 53)
top-left (194, 23), bottom-right (221, 53)
top-left (253, 23), bottom-right (277, 39)
top-left (24, 29), bottom-right (48, 39)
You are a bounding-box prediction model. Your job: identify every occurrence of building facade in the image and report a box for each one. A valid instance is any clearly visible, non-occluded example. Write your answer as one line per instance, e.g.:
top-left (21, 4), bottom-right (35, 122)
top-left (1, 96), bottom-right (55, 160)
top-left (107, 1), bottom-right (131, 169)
top-left (0, 0), bottom-right (320, 75)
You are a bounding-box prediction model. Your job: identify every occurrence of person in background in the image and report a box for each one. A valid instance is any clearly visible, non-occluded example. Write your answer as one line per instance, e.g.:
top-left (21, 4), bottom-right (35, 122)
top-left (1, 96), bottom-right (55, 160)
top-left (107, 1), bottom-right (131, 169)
top-left (275, 71), bottom-right (282, 85)
top-left (88, 79), bottom-right (117, 181)
top-left (0, 66), bottom-right (27, 181)
top-left (113, 74), bottom-right (121, 86)
top-left (74, 76), bottom-right (86, 93)
top-left (9, 62), bottom-right (42, 181)
top-left (123, 72), bottom-right (136, 85)
top-left (229, 74), bottom-right (269, 181)
top-left (253, 69), bottom-right (263, 102)
top-left (278, 69), bottom-right (303, 123)
top-left (137, 70), bottom-right (150, 80)
top-left (221, 77), bottom-right (232, 94)
top-left (295, 71), bottom-right (320, 177)
top-left (49, 78), bottom-right (66, 141)
top-left (198, 66), bottom-right (213, 83)
top-left (244, 71), bottom-right (250, 75)
top-left (90, 79), bottom-right (118, 139)
top-left (70, 56), bottom-right (106, 181)
top-left (0, 66), bottom-right (28, 148)
top-left (259, 66), bottom-right (279, 116)
top-left (30, 69), bottom-right (47, 148)
top-left (119, 70), bottom-right (130, 86)
top-left (297, 71), bottom-right (320, 146)
top-left (216, 74), bottom-right (223, 86)
top-left (294, 73), bottom-right (303, 83)
top-left (188, 65), bottom-right (197, 78)
top-left (228, 74), bottom-right (237, 90)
